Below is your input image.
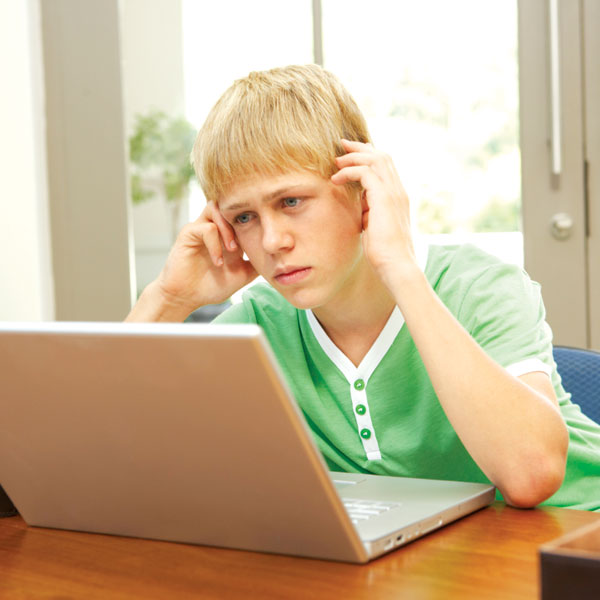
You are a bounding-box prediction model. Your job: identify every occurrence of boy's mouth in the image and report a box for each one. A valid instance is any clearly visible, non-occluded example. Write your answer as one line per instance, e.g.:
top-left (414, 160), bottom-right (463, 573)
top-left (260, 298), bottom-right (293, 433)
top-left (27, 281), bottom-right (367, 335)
top-left (273, 266), bottom-right (312, 285)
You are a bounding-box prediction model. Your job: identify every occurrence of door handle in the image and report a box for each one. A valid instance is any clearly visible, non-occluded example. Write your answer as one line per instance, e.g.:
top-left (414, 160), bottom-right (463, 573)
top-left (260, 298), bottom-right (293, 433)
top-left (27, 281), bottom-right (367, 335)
top-left (550, 212), bottom-right (573, 240)
top-left (549, 0), bottom-right (562, 177)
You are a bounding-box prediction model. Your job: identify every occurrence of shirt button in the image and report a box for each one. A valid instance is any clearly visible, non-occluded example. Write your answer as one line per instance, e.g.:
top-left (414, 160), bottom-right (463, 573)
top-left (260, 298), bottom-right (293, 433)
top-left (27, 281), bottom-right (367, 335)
top-left (354, 379), bottom-right (365, 391)
top-left (360, 428), bottom-right (372, 439)
top-left (355, 404), bottom-right (366, 415)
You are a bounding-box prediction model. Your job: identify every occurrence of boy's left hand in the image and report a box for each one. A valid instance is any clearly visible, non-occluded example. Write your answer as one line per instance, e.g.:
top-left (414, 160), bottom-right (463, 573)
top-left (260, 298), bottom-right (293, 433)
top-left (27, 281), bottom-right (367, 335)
top-left (331, 139), bottom-right (418, 287)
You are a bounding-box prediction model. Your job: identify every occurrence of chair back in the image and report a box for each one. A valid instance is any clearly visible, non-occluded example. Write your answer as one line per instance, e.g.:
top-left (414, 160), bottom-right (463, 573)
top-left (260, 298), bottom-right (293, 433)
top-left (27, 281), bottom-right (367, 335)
top-left (553, 346), bottom-right (600, 424)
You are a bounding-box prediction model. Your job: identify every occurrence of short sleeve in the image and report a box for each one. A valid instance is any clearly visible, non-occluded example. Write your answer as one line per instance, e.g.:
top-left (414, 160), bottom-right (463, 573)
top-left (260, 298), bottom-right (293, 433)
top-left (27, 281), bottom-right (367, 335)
top-left (211, 299), bottom-right (257, 324)
top-left (456, 261), bottom-right (554, 374)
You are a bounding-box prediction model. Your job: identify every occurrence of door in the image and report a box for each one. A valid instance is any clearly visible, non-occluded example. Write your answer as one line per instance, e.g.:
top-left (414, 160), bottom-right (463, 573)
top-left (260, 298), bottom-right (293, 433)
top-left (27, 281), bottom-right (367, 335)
top-left (519, 0), bottom-right (600, 349)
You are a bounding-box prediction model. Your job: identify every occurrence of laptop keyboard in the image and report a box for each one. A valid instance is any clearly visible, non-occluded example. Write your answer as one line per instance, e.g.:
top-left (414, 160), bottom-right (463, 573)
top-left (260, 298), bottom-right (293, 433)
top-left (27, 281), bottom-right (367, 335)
top-left (343, 499), bottom-right (402, 524)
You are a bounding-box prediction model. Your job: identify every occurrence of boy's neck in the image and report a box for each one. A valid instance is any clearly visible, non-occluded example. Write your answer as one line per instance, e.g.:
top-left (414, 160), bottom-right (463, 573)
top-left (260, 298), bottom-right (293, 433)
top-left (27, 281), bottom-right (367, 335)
top-left (311, 259), bottom-right (397, 367)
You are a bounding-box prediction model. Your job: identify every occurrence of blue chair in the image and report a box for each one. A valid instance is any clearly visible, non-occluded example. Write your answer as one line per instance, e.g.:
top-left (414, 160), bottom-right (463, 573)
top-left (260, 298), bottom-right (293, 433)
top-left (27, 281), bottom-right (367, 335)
top-left (553, 346), bottom-right (600, 424)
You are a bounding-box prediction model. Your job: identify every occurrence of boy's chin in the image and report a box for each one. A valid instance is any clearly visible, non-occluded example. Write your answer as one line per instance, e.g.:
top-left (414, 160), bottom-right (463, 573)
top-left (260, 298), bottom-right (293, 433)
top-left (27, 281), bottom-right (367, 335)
top-left (276, 288), bottom-right (322, 311)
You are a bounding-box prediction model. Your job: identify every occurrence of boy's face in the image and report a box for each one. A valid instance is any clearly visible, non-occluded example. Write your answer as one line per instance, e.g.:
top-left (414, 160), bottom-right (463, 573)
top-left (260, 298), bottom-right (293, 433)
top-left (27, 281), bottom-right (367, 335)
top-left (218, 170), bottom-right (367, 311)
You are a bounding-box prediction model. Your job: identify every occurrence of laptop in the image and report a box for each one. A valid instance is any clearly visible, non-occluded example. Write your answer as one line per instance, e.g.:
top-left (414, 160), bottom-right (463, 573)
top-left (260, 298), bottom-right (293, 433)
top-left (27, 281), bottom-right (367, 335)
top-left (0, 322), bottom-right (494, 563)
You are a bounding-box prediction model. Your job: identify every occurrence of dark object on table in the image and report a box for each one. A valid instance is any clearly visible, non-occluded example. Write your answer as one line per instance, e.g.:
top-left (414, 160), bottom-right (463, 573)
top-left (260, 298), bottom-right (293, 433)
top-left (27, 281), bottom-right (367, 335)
top-left (0, 484), bottom-right (17, 517)
top-left (540, 519), bottom-right (600, 600)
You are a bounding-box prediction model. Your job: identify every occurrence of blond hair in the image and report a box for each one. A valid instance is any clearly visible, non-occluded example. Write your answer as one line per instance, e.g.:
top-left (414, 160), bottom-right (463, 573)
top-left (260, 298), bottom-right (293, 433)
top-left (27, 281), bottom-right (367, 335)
top-left (192, 64), bottom-right (371, 202)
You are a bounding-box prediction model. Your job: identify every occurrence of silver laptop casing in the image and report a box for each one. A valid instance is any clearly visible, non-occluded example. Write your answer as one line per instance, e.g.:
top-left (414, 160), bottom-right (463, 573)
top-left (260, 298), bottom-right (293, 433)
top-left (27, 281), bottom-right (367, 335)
top-left (0, 322), bottom-right (494, 563)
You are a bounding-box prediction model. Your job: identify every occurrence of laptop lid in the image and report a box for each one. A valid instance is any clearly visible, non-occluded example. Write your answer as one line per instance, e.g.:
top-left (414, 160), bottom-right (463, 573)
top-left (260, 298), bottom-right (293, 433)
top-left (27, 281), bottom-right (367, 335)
top-left (0, 322), bottom-right (493, 563)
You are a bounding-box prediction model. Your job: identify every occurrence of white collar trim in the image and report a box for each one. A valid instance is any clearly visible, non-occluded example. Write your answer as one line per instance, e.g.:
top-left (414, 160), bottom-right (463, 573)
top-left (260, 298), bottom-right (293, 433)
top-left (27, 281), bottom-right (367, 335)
top-left (306, 306), bottom-right (405, 384)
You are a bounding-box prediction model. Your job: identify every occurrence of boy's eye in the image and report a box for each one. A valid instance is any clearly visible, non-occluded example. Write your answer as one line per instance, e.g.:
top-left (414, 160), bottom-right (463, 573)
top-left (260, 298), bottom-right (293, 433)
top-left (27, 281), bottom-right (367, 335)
top-left (283, 197), bottom-right (301, 208)
top-left (235, 213), bottom-right (252, 224)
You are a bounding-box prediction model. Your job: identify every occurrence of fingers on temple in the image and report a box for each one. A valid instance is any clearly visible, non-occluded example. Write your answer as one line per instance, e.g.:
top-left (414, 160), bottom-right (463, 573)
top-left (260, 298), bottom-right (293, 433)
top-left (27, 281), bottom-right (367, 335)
top-left (337, 143), bottom-right (397, 180)
top-left (179, 218), bottom-right (222, 266)
top-left (335, 152), bottom-right (378, 168)
top-left (202, 223), bottom-right (225, 266)
top-left (211, 209), bottom-right (238, 251)
top-left (196, 202), bottom-right (237, 252)
top-left (332, 165), bottom-right (380, 189)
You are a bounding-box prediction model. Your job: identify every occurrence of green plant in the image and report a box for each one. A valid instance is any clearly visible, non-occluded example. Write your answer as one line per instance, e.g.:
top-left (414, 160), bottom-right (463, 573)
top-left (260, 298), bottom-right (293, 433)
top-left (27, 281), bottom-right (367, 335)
top-left (129, 110), bottom-right (197, 240)
top-left (470, 197), bottom-right (521, 232)
top-left (417, 194), bottom-right (454, 234)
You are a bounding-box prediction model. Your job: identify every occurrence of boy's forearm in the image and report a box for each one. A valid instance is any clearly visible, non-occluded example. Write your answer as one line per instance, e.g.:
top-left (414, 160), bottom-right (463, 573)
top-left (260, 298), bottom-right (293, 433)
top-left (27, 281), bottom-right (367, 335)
top-left (125, 281), bottom-right (194, 323)
top-left (385, 266), bottom-right (568, 507)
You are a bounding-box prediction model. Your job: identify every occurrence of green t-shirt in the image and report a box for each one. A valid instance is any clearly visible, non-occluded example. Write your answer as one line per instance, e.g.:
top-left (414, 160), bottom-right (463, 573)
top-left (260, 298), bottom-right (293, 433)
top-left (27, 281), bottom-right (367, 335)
top-left (214, 244), bottom-right (600, 511)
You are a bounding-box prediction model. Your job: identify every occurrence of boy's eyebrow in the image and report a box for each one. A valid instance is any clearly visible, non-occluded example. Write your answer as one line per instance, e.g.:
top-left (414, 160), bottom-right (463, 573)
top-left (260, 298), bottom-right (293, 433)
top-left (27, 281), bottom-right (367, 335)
top-left (220, 184), bottom-right (307, 213)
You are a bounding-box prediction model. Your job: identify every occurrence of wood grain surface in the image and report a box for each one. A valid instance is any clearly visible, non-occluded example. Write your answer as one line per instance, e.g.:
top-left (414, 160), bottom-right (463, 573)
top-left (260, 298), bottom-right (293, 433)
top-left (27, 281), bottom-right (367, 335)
top-left (0, 502), bottom-right (598, 599)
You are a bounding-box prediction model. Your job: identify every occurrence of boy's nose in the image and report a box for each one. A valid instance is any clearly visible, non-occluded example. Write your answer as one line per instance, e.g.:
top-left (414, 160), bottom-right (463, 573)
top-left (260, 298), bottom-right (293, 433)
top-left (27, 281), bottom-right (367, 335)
top-left (261, 217), bottom-right (293, 253)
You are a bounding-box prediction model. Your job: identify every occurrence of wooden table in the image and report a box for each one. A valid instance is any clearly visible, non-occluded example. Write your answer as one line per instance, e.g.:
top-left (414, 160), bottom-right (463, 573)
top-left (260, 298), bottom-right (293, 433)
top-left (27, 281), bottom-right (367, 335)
top-left (0, 502), bottom-right (598, 599)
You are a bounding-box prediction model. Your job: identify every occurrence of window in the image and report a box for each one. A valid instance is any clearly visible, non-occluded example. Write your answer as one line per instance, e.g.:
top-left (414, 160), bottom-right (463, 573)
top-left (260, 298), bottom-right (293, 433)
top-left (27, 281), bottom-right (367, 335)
top-left (321, 0), bottom-right (522, 265)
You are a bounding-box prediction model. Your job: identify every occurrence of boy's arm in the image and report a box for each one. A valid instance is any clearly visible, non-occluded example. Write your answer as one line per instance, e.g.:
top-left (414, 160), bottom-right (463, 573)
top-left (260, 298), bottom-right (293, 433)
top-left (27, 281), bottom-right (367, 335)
top-left (332, 140), bottom-right (568, 508)
top-left (386, 267), bottom-right (567, 508)
top-left (126, 201), bottom-right (257, 322)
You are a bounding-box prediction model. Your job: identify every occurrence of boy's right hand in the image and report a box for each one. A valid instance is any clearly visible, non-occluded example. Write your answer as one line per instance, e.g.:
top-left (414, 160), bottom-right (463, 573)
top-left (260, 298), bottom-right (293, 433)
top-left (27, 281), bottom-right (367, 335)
top-left (126, 201), bottom-right (257, 322)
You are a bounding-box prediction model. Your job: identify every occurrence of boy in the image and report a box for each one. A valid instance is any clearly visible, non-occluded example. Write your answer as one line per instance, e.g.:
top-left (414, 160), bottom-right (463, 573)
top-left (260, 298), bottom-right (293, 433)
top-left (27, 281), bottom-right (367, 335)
top-left (127, 64), bottom-right (600, 511)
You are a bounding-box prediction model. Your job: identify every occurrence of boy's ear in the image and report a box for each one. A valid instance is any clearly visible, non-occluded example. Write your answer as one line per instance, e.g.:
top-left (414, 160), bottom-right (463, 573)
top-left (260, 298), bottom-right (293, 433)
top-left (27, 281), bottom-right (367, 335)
top-left (360, 189), bottom-right (368, 212)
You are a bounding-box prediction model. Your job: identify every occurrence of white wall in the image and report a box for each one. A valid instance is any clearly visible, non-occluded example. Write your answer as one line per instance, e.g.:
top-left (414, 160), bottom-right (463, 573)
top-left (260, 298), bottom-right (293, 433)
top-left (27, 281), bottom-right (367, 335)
top-left (0, 0), bottom-right (54, 321)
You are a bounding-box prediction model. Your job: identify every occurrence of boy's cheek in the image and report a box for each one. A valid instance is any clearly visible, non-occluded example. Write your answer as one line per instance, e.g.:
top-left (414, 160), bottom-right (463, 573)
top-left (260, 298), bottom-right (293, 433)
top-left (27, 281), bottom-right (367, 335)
top-left (236, 231), bottom-right (258, 255)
